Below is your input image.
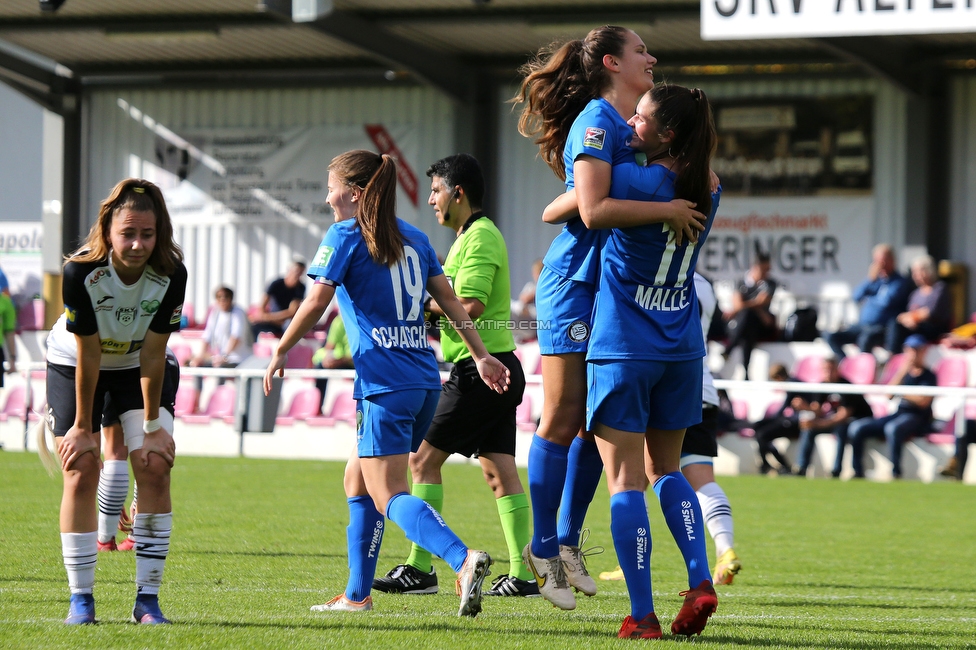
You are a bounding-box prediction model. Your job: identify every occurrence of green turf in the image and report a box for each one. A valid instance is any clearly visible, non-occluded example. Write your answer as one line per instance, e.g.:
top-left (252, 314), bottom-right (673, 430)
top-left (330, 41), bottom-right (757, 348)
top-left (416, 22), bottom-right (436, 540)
top-left (1, 451), bottom-right (974, 649)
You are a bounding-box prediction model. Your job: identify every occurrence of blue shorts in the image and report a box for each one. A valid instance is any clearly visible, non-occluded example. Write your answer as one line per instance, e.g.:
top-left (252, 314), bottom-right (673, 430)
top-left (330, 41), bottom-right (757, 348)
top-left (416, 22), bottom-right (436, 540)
top-left (586, 358), bottom-right (703, 433)
top-left (357, 389), bottom-right (441, 458)
top-left (536, 265), bottom-right (595, 355)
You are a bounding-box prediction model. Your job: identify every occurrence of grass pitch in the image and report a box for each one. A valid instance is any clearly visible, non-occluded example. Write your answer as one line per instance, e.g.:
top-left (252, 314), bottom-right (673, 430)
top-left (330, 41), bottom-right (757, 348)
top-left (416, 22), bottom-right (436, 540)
top-left (0, 451), bottom-right (974, 649)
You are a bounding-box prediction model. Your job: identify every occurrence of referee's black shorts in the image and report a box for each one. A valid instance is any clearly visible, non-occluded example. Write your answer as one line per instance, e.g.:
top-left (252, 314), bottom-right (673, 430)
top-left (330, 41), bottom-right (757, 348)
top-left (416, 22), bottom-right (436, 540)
top-left (424, 351), bottom-right (526, 458)
top-left (681, 404), bottom-right (720, 458)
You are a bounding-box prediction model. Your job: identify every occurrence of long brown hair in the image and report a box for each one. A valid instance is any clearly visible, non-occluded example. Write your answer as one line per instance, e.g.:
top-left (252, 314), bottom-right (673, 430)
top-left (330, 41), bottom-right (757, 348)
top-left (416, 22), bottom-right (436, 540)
top-left (329, 150), bottom-right (402, 266)
top-left (513, 25), bottom-right (631, 180)
top-left (650, 84), bottom-right (717, 216)
top-left (70, 178), bottom-right (183, 276)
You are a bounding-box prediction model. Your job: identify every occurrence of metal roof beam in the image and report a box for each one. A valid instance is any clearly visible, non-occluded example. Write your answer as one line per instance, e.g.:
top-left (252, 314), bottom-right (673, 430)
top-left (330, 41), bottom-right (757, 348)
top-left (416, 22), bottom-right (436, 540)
top-left (0, 39), bottom-right (77, 113)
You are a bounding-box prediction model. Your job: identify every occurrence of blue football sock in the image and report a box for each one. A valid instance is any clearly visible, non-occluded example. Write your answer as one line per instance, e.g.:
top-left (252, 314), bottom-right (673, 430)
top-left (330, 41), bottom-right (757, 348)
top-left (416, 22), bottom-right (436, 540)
top-left (386, 492), bottom-right (468, 572)
top-left (653, 472), bottom-right (711, 588)
top-left (527, 435), bottom-right (569, 558)
top-left (344, 496), bottom-right (384, 602)
top-left (557, 436), bottom-right (603, 547)
top-left (610, 490), bottom-right (654, 620)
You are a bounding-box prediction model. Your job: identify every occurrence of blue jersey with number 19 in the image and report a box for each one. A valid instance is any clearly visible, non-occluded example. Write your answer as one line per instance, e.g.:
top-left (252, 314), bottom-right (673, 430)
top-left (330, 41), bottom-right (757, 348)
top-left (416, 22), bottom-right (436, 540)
top-left (588, 162), bottom-right (721, 361)
top-left (307, 218), bottom-right (443, 399)
top-left (542, 98), bottom-right (636, 285)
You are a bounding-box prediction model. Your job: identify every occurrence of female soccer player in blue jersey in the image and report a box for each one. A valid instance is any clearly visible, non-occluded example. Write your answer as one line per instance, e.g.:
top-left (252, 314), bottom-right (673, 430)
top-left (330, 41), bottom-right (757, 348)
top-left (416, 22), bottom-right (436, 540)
top-left (264, 150), bottom-right (509, 618)
top-left (514, 26), bottom-right (708, 612)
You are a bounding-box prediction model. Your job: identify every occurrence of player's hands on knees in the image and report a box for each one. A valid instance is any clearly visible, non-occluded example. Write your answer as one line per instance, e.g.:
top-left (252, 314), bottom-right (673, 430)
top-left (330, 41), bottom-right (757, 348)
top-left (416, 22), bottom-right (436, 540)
top-left (666, 199), bottom-right (706, 247)
top-left (475, 355), bottom-right (511, 394)
top-left (57, 426), bottom-right (99, 472)
top-left (263, 352), bottom-right (287, 396)
top-left (141, 428), bottom-right (176, 468)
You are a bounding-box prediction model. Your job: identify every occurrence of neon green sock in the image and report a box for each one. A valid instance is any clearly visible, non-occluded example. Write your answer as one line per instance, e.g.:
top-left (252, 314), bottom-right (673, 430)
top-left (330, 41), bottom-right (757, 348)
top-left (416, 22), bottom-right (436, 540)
top-left (405, 483), bottom-right (443, 573)
top-left (496, 493), bottom-right (533, 581)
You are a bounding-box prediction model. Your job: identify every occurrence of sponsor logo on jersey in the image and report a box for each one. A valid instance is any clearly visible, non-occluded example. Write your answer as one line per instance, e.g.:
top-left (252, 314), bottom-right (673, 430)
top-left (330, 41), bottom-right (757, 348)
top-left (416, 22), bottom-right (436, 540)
top-left (145, 269), bottom-right (169, 288)
top-left (64, 306), bottom-right (77, 324)
top-left (568, 319), bottom-right (590, 342)
top-left (583, 127), bottom-right (606, 150)
top-left (88, 268), bottom-right (109, 287)
top-left (141, 299), bottom-right (160, 315)
top-left (95, 295), bottom-right (114, 312)
top-left (169, 304), bottom-right (183, 325)
top-left (101, 338), bottom-right (128, 354)
top-left (115, 306), bottom-right (137, 325)
top-left (312, 245), bottom-right (334, 269)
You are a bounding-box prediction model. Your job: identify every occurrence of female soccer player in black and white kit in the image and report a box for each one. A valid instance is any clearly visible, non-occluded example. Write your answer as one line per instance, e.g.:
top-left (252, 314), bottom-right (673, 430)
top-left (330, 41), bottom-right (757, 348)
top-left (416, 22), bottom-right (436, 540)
top-left (44, 178), bottom-right (186, 625)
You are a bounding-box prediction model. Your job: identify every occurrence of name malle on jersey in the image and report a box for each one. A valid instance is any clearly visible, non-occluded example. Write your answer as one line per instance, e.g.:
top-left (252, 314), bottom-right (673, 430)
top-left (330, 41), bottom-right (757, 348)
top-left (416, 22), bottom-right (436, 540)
top-left (79, 265), bottom-right (177, 355)
top-left (634, 284), bottom-right (691, 312)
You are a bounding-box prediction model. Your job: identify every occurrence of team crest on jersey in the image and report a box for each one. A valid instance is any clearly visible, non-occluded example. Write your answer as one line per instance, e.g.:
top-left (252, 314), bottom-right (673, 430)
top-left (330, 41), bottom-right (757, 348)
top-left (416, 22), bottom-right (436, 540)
top-left (356, 408), bottom-right (363, 431)
top-left (583, 127), bottom-right (606, 151)
top-left (312, 245), bottom-right (334, 269)
top-left (568, 319), bottom-right (590, 342)
top-left (170, 304), bottom-right (183, 325)
top-left (115, 306), bottom-right (137, 325)
top-left (141, 299), bottom-right (160, 315)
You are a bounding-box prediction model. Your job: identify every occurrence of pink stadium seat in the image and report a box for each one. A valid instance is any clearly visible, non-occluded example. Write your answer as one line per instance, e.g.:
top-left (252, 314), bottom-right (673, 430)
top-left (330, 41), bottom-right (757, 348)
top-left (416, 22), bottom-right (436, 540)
top-left (170, 344), bottom-right (193, 366)
top-left (0, 386), bottom-right (27, 422)
top-left (533, 355), bottom-right (543, 376)
top-left (792, 355), bottom-right (825, 383)
top-left (182, 384), bottom-right (236, 424)
top-left (181, 303), bottom-right (195, 329)
top-left (173, 385), bottom-right (199, 417)
top-left (276, 387), bottom-right (322, 426)
top-left (285, 344), bottom-right (314, 369)
top-left (935, 356), bottom-right (968, 388)
top-left (308, 390), bottom-right (358, 427)
top-left (516, 394), bottom-right (537, 432)
top-left (879, 353), bottom-right (906, 385)
top-left (731, 399), bottom-right (749, 421)
top-left (253, 342), bottom-right (274, 357)
top-left (839, 352), bottom-right (877, 385)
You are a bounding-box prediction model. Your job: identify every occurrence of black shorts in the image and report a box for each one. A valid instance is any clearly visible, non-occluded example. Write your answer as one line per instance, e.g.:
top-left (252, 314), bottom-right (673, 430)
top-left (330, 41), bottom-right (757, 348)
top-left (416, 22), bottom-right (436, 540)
top-left (424, 351), bottom-right (526, 458)
top-left (47, 360), bottom-right (179, 436)
top-left (681, 405), bottom-right (720, 458)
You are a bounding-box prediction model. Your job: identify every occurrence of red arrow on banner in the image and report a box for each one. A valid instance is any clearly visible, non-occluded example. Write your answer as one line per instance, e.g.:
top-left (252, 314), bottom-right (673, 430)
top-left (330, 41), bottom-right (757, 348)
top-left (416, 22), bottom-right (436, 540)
top-left (364, 124), bottom-right (420, 207)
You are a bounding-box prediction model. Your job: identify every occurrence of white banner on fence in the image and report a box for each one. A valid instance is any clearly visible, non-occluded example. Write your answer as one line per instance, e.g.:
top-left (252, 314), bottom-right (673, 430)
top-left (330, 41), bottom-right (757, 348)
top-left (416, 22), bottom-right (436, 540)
top-left (150, 124), bottom-right (422, 231)
top-left (702, 0), bottom-right (976, 40)
top-left (699, 196), bottom-right (874, 298)
top-left (0, 221), bottom-right (43, 310)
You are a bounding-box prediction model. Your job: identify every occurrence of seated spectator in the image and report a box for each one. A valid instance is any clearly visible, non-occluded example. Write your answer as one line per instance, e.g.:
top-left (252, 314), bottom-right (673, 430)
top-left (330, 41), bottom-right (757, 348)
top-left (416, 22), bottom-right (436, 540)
top-left (312, 312), bottom-right (354, 400)
top-left (189, 286), bottom-right (252, 388)
top-left (722, 251), bottom-right (778, 379)
top-left (826, 244), bottom-right (912, 358)
top-left (750, 363), bottom-right (812, 474)
top-left (845, 334), bottom-right (936, 479)
top-left (939, 419), bottom-right (976, 480)
top-left (249, 257), bottom-right (307, 338)
top-left (792, 356), bottom-right (874, 477)
top-left (891, 255), bottom-right (952, 350)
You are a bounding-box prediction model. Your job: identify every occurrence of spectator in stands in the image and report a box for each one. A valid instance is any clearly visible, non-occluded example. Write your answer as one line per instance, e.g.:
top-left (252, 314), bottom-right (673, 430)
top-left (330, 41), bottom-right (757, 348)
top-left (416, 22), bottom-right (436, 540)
top-left (249, 257), bottom-right (307, 338)
top-left (792, 356), bottom-right (873, 477)
top-left (750, 363), bottom-right (810, 474)
top-left (510, 258), bottom-right (543, 343)
top-left (312, 311), bottom-right (353, 401)
top-left (189, 286), bottom-right (251, 388)
top-left (891, 255), bottom-right (952, 350)
top-left (939, 419), bottom-right (976, 480)
top-left (722, 251), bottom-right (778, 379)
top-left (845, 334), bottom-right (936, 479)
top-left (825, 244), bottom-right (912, 358)
top-left (0, 292), bottom-right (17, 383)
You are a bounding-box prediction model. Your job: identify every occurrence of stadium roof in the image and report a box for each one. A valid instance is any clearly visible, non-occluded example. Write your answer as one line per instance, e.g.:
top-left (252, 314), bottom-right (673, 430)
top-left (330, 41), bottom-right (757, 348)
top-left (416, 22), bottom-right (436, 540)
top-left (2, 0), bottom-right (976, 113)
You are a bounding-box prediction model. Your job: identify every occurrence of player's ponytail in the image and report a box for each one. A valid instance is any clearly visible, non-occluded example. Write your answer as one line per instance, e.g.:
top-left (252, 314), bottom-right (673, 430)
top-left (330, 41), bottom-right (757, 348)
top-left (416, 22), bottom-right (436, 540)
top-left (651, 84), bottom-right (717, 217)
top-left (328, 150), bottom-right (403, 266)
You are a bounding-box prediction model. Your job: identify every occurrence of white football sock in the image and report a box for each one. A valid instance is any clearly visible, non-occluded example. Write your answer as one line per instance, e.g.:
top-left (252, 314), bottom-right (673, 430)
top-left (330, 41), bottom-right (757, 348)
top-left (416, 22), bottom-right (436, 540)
top-left (61, 532), bottom-right (97, 594)
top-left (696, 481), bottom-right (734, 557)
top-left (134, 512), bottom-right (172, 596)
top-left (97, 460), bottom-right (129, 543)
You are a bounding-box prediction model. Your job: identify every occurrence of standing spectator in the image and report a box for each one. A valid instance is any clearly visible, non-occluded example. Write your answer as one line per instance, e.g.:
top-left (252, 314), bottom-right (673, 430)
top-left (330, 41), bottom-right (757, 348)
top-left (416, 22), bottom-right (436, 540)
top-left (845, 334), bottom-right (936, 479)
top-left (939, 419), bottom-right (976, 480)
top-left (792, 356), bottom-right (873, 477)
top-left (722, 251), bottom-right (778, 379)
top-left (826, 244), bottom-right (912, 358)
top-left (189, 286), bottom-right (251, 388)
top-left (312, 311), bottom-right (353, 401)
top-left (891, 255), bottom-right (953, 350)
top-left (0, 292), bottom-right (17, 383)
top-left (249, 258), bottom-right (307, 338)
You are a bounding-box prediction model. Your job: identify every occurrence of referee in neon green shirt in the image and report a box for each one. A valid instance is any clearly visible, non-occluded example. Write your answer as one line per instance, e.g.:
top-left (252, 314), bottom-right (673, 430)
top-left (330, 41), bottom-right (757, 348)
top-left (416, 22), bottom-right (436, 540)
top-left (373, 153), bottom-right (534, 597)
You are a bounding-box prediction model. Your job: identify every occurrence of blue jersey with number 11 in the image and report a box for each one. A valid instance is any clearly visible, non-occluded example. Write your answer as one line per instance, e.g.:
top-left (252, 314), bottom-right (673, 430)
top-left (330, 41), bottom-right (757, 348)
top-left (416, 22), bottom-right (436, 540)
top-left (307, 218), bottom-right (443, 399)
top-left (588, 163), bottom-right (721, 361)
